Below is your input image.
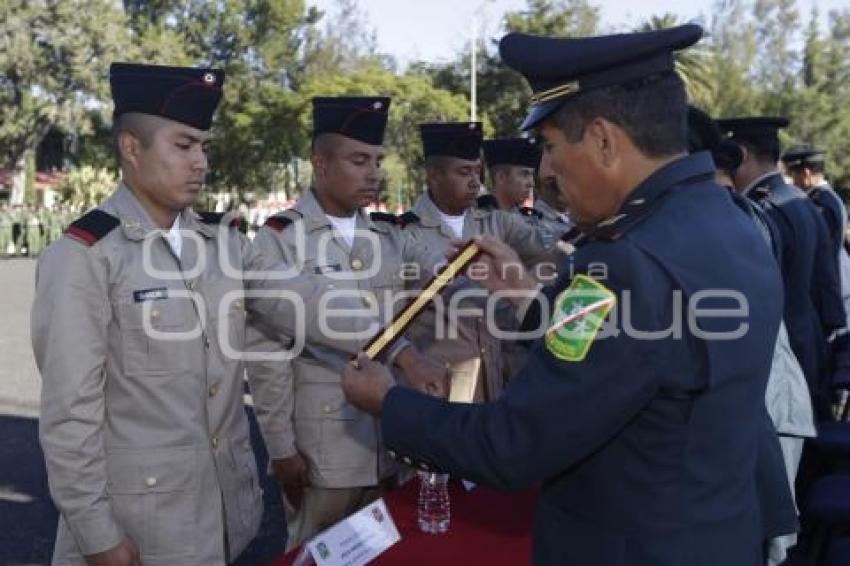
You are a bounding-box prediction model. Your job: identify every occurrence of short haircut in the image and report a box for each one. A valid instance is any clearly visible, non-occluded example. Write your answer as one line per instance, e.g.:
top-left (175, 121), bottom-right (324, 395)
top-left (111, 112), bottom-right (161, 161)
top-left (735, 136), bottom-right (780, 165)
top-left (549, 72), bottom-right (688, 158)
top-left (311, 133), bottom-right (345, 158)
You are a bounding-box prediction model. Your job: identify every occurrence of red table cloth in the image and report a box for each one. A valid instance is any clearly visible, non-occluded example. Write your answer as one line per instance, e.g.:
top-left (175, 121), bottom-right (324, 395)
top-left (273, 480), bottom-right (536, 565)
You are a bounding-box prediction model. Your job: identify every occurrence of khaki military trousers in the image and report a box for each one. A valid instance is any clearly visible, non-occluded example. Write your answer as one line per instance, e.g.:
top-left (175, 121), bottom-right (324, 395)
top-left (282, 485), bottom-right (380, 551)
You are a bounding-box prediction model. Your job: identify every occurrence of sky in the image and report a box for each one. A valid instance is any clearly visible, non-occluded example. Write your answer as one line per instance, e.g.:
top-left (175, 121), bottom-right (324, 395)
top-left (309, 0), bottom-right (848, 66)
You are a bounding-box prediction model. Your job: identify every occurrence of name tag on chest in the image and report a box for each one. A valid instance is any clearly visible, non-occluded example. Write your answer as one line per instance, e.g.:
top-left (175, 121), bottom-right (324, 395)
top-left (314, 264), bottom-right (342, 275)
top-left (133, 287), bottom-right (169, 303)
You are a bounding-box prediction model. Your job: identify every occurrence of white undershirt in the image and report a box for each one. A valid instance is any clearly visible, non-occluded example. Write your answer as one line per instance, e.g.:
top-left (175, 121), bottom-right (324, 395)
top-left (326, 213), bottom-right (358, 248)
top-left (164, 215), bottom-right (182, 258)
top-left (437, 210), bottom-right (466, 239)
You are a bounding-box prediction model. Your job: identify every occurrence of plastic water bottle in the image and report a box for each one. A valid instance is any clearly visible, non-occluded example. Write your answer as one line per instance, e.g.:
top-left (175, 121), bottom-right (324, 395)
top-left (417, 471), bottom-right (450, 533)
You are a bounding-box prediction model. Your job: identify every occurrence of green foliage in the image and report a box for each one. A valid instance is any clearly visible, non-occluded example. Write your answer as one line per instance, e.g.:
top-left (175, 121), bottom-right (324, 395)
top-left (5, 0), bottom-right (850, 203)
top-left (298, 64), bottom-right (469, 205)
top-left (0, 0), bottom-right (130, 171)
top-left (57, 165), bottom-right (117, 209)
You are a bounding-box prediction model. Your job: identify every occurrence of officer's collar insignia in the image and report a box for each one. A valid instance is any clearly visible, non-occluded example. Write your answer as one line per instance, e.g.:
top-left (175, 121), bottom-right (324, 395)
top-left (596, 213), bottom-right (627, 227)
top-left (752, 186), bottom-right (771, 200)
top-left (556, 226), bottom-right (586, 255)
top-left (545, 274), bottom-right (616, 362)
top-left (556, 240), bottom-right (577, 255)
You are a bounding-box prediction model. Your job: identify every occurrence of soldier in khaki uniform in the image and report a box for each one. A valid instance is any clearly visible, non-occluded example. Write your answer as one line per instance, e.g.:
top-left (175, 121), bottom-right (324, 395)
top-left (247, 96), bottom-right (447, 550)
top-left (481, 137), bottom-right (548, 378)
top-left (403, 122), bottom-right (558, 403)
top-left (33, 63), bottom-right (369, 566)
top-left (533, 176), bottom-right (573, 251)
top-left (482, 137), bottom-right (539, 212)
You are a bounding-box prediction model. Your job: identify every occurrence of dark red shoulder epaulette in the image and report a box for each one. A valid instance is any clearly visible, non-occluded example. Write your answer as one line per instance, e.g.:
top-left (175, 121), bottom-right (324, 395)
top-left (519, 206), bottom-right (543, 219)
top-left (264, 210), bottom-right (302, 232)
top-left (399, 211), bottom-right (420, 228)
top-left (370, 211), bottom-right (398, 224)
top-left (65, 209), bottom-right (120, 246)
top-left (198, 211), bottom-right (241, 228)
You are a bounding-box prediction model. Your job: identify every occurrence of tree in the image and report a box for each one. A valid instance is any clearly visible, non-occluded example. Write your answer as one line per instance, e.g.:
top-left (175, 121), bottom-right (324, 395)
top-left (116, 0), bottom-right (323, 196)
top-left (57, 165), bottom-right (117, 209)
top-left (414, 0), bottom-right (600, 137)
top-left (703, 0), bottom-right (759, 117)
top-left (0, 0), bottom-right (130, 203)
top-left (636, 14), bottom-right (714, 107)
top-left (296, 64), bottom-right (470, 207)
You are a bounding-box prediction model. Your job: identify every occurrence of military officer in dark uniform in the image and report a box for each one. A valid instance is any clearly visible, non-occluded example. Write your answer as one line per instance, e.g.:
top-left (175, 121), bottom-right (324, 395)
top-left (719, 118), bottom-right (845, 417)
top-left (782, 146), bottom-right (847, 260)
top-left (341, 24), bottom-right (794, 565)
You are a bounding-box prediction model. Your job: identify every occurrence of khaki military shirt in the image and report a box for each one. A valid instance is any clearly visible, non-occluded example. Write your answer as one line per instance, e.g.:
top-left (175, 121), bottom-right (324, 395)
top-left (402, 191), bottom-right (556, 402)
top-left (33, 184), bottom-right (363, 565)
top-left (533, 198), bottom-right (573, 249)
top-left (246, 189), bottom-right (439, 488)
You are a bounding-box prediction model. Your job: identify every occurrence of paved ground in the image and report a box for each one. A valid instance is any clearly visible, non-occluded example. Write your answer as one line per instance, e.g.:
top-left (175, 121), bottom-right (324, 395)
top-left (0, 258), bottom-right (287, 565)
top-left (0, 259), bottom-right (40, 418)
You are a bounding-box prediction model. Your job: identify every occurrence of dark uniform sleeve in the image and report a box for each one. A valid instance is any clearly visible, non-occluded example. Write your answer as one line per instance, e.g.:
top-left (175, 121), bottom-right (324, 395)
top-left (811, 206), bottom-right (846, 332)
top-left (381, 241), bottom-right (677, 488)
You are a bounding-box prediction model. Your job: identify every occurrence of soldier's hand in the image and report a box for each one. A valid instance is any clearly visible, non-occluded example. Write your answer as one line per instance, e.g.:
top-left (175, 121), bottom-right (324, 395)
top-left (342, 353), bottom-right (394, 416)
top-left (85, 537), bottom-right (141, 566)
top-left (452, 235), bottom-right (538, 296)
top-left (272, 454), bottom-right (310, 510)
top-left (395, 346), bottom-right (449, 398)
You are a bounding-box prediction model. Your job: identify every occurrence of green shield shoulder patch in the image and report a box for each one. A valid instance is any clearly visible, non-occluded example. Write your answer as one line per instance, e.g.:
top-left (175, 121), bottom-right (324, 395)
top-left (545, 274), bottom-right (616, 362)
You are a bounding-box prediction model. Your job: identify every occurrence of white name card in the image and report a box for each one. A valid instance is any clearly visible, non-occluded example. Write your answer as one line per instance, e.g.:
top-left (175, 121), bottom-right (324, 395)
top-left (307, 498), bottom-right (401, 566)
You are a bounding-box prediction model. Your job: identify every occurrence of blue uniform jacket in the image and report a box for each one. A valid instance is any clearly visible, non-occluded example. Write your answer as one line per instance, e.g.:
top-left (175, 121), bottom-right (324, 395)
top-left (381, 153), bottom-right (792, 565)
top-left (809, 183), bottom-right (846, 260)
top-left (749, 174), bottom-right (844, 415)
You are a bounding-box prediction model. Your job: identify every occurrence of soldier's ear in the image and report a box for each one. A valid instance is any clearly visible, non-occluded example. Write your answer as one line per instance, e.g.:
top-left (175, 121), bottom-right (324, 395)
top-left (588, 118), bottom-right (621, 169)
top-left (117, 131), bottom-right (142, 169)
top-left (311, 151), bottom-right (327, 181)
top-left (737, 143), bottom-right (750, 166)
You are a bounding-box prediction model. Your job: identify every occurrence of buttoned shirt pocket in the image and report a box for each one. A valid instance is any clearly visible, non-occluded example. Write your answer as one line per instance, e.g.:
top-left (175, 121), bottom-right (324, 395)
top-left (106, 448), bottom-right (197, 559)
top-left (117, 298), bottom-right (195, 376)
top-left (294, 381), bottom-right (372, 470)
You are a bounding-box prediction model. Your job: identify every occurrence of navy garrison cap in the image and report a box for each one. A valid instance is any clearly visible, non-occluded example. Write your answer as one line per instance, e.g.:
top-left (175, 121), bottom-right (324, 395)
top-left (717, 117), bottom-right (789, 145)
top-left (312, 96), bottom-right (391, 145)
top-left (782, 145), bottom-right (826, 169)
top-left (499, 24), bottom-right (704, 130)
top-left (687, 106), bottom-right (743, 172)
top-left (110, 63), bottom-right (224, 131)
top-left (420, 122), bottom-right (483, 160)
top-left (483, 138), bottom-right (541, 169)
